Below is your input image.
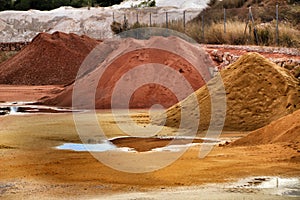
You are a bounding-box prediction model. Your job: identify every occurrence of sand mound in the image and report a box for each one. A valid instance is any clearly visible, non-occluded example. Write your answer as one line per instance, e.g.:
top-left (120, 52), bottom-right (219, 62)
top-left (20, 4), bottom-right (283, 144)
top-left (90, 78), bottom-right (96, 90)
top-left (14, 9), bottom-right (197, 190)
top-left (0, 32), bottom-right (100, 85)
top-left (43, 36), bottom-right (213, 109)
top-left (153, 52), bottom-right (300, 131)
top-left (232, 109), bottom-right (300, 146)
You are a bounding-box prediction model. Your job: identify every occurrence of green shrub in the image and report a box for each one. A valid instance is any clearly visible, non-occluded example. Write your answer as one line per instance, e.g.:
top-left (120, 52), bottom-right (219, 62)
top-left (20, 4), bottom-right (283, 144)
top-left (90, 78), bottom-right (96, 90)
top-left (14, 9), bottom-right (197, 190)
top-left (256, 25), bottom-right (274, 46)
top-left (0, 51), bottom-right (18, 64)
top-left (137, 0), bottom-right (156, 8)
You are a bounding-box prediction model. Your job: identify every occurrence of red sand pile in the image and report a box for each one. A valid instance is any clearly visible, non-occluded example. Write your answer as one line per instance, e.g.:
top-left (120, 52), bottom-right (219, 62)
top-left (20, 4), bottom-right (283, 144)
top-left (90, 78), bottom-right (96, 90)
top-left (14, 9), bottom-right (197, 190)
top-left (43, 36), bottom-right (214, 109)
top-left (0, 32), bottom-right (100, 85)
top-left (232, 109), bottom-right (300, 146)
top-left (153, 52), bottom-right (300, 131)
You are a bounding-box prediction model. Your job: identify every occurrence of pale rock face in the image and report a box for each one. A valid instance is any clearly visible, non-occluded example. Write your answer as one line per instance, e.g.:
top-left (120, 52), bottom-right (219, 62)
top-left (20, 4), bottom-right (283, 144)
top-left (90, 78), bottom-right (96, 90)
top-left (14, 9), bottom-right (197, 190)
top-left (0, 0), bottom-right (210, 42)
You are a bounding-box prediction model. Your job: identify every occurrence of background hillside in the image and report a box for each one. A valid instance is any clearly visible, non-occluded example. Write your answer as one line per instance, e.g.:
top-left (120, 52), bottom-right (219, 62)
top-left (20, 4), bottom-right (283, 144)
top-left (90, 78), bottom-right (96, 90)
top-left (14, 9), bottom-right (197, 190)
top-left (0, 0), bottom-right (123, 11)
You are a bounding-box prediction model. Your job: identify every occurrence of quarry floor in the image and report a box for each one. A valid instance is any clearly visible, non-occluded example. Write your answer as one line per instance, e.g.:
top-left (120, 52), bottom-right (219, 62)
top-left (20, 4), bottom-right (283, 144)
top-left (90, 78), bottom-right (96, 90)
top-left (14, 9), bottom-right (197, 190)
top-left (0, 85), bottom-right (299, 199)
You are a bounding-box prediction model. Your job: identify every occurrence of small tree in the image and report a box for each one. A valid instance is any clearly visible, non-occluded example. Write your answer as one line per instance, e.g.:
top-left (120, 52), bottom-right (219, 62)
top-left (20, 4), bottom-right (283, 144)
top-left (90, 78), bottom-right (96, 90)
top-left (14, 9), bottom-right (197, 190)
top-left (111, 21), bottom-right (123, 34)
top-left (14, 0), bottom-right (31, 10)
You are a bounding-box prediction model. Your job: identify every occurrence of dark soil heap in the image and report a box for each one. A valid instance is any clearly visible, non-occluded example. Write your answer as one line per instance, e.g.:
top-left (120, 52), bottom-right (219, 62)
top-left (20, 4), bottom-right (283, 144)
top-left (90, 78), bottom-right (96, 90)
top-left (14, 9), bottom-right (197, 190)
top-left (153, 52), bottom-right (300, 131)
top-left (0, 32), bottom-right (100, 85)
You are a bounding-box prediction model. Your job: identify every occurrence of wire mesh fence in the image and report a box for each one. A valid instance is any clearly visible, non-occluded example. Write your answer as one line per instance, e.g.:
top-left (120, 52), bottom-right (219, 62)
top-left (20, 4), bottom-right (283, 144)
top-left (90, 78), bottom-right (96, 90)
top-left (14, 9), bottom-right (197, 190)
top-left (111, 5), bottom-right (300, 47)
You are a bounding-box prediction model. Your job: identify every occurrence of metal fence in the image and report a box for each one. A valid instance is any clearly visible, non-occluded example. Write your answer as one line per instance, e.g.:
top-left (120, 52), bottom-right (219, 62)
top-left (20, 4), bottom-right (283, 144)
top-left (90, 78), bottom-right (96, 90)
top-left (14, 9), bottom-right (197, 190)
top-left (111, 5), bottom-right (299, 47)
top-left (112, 8), bottom-right (199, 28)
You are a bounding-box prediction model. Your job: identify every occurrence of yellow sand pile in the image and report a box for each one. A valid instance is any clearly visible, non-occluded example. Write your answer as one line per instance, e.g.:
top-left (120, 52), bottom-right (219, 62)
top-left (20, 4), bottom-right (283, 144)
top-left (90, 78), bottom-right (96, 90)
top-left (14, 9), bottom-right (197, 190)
top-left (232, 108), bottom-right (300, 146)
top-left (153, 52), bottom-right (300, 131)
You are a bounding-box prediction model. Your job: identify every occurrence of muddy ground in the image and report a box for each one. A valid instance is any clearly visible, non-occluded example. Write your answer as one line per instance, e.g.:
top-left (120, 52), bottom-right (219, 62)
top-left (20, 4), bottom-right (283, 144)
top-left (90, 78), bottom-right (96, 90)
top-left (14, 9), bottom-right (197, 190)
top-left (0, 85), bottom-right (63, 102)
top-left (0, 86), bottom-right (299, 199)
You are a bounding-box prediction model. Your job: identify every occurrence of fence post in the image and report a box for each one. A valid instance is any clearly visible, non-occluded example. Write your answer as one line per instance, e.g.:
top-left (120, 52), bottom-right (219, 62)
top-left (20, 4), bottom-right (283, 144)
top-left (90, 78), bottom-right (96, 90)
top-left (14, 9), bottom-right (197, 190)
top-left (249, 7), bottom-right (259, 45)
top-left (224, 8), bottom-right (226, 33)
top-left (183, 10), bottom-right (186, 32)
top-left (166, 12), bottom-right (168, 28)
top-left (136, 12), bottom-right (139, 23)
top-left (276, 4), bottom-right (279, 46)
top-left (123, 13), bottom-right (128, 30)
top-left (202, 11), bottom-right (205, 43)
top-left (150, 12), bottom-right (152, 26)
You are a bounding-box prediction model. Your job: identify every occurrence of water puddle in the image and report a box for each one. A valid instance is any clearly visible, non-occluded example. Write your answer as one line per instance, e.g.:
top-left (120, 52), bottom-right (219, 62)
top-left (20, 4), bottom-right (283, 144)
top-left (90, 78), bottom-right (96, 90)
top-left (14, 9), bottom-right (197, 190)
top-left (0, 102), bottom-right (76, 115)
top-left (151, 143), bottom-right (199, 152)
top-left (55, 137), bottom-right (217, 153)
top-left (56, 141), bottom-right (134, 152)
top-left (226, 176), bottom-right (300, 197)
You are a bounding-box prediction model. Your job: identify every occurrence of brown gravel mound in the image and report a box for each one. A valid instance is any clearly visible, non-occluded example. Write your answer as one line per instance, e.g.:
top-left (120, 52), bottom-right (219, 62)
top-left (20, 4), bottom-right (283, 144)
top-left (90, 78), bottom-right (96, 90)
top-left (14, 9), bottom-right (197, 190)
top-left (43, 36), bottom-right (213, 109)
top-left (0, 32), bottom-right (100, 85)
top-left (153, 52), bottom-right (300, 131)
top-left (110, 137), bottom-right (205, 152)
top-left (231, 109), bottom-right (300, 146)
